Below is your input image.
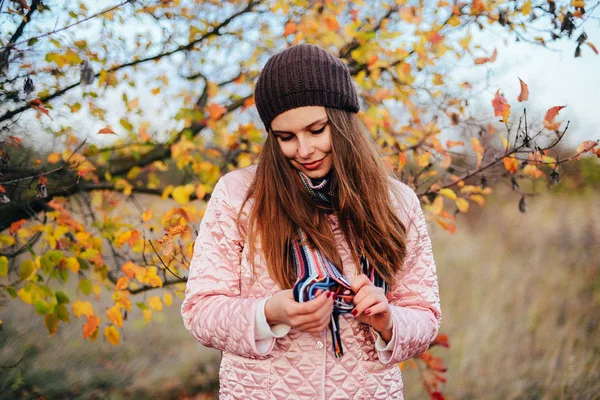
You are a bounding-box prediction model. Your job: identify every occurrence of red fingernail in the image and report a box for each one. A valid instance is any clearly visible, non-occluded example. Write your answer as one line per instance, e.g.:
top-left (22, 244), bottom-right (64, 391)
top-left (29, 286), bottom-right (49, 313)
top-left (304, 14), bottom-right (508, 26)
top-left (326, 292), bottom-right (331, 298)
top-left (351, 309), bottom-right (357, 316)
top-left (365, 309), bottom-right (371, 315)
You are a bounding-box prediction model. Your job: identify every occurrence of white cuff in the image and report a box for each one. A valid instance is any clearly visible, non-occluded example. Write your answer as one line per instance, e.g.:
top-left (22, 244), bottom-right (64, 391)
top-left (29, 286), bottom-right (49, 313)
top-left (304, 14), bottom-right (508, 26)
top-left (371, 324), bottom-right (394, 352)
top-left (255, 296), bottom-right (291, 353)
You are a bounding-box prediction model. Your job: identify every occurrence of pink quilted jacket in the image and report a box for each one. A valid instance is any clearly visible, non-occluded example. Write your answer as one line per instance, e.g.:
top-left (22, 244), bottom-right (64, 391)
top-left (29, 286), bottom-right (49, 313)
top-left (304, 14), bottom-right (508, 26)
top-left (181, 165), bottom-right (441, 399)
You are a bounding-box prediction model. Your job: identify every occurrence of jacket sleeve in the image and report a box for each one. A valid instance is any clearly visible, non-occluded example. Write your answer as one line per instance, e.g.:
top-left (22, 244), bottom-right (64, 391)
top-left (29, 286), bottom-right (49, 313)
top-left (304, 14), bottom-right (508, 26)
top-left (181, 175), bottom-right (274, 359)
top-left (373, 187), bottom-right (442, 364)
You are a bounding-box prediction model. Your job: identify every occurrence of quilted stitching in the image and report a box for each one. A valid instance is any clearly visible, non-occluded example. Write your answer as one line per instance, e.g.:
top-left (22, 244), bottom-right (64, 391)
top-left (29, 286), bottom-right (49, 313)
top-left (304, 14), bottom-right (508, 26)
top-left (181, 165), bottom-right (442, 399)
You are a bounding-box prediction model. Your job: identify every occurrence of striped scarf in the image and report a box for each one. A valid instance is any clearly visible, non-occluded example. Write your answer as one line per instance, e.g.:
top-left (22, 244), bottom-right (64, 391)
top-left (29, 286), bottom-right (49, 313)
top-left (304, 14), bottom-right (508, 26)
top-left (290, 169), bottom-right (389, 358)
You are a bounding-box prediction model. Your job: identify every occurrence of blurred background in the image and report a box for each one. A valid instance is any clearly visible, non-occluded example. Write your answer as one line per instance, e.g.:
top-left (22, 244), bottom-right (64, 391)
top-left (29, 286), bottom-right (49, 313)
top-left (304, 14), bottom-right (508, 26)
top-left (1, 1), bottom-right (599, 399)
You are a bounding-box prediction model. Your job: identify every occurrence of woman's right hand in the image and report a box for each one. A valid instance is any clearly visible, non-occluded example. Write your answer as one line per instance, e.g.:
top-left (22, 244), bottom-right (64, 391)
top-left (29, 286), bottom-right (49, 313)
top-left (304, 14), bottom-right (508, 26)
top-left (265, 289), bottom-right (334, 333)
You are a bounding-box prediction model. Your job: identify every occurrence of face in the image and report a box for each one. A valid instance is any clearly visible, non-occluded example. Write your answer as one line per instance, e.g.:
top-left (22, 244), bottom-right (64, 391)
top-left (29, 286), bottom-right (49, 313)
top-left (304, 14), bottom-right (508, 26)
top-left (270, 106), bottom-right (333, 179)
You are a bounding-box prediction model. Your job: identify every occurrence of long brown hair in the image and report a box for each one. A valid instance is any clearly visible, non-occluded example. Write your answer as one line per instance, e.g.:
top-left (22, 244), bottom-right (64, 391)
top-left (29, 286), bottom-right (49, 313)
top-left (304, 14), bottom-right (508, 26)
top-left (238, 108), bottom-right (410, 289)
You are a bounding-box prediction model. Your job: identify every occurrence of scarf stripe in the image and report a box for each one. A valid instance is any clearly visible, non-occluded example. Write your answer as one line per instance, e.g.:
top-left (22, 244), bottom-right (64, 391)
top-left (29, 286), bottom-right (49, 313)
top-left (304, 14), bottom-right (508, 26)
top-left (291, 169), bottom-right (389, 358)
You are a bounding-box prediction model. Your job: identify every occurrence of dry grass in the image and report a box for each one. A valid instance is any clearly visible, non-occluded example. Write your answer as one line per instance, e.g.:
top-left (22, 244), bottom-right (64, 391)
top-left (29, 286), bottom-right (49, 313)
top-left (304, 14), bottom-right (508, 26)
top-left (1, 187), bottom-right (599, 399)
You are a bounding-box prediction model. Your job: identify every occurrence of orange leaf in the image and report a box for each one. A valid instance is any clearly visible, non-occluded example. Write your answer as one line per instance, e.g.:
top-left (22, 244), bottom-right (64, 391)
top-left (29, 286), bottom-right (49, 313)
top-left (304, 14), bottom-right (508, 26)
top-left (98, 126), bottom-right (116, 135)
top-left (517, 78), bottom-right (529, 102)
top-left (586, 42), bottom-right (598, 55)
top-left (29, 98), bottom-right (51, 118)
top-left (82, 315), bottom-right (100, 339)
top-left (503, 156), bottom-right (519, 174)
top-left (470, 137), bottom-right (484, 154)
top-left (492, 90), bottom-right (510, 122)
top-left (9, 219), bottom-right (27, 235)
top-left (576, 140), bottom-right (598, 154)
top-left (283, 22), bottom-right (296, 36)
top-left (431, 333), bottom-right (450, 348)
top-left (474, 48), bottom-right (497, 65)
top-left (446, 140), bottom-right (464, 149)
top-left (114, 276), bottom-right (129, 291)
top-left (324, 16), bottom-right (340, 31)
top-left (543, 105), bottom-right (566, 131)
top-left (142, 209), bottom-right (152, 222)
top-left (208, 103), bottom-right (226, 120)
top-left (47, 152), bottom-right (61, 164)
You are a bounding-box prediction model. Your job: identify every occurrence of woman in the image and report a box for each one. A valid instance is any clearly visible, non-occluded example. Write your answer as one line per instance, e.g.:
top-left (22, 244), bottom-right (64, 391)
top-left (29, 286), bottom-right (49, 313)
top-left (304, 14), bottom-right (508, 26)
top-left (181, 43), bottom-right (441, 399)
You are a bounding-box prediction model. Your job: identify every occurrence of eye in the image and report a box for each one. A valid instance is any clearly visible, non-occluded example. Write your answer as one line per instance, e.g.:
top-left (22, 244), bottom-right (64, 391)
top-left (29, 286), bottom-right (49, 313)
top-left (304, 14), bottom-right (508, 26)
top-left (310, 125), bottom-right (326, 135)
top-left (278, 135), bottom-right (293, 142)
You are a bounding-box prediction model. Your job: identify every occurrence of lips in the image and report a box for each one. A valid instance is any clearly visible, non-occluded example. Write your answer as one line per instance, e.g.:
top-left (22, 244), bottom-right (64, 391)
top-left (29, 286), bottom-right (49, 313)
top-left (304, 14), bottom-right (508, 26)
top-left (300, 157), bottom-right (325, 170)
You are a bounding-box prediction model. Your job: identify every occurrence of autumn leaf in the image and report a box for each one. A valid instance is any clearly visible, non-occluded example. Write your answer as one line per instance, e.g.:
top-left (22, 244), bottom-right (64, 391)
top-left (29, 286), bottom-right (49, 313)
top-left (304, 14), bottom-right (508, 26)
top-left (83, 315), bottom-right (100, 339)
top-left (543, 105), bottom-right (566, 131)
top-left (29, 98), bottom-right (51, 118)
top-left (438, 188), bottom-right (457, 200)
top-left (148, 296), bottom-right (163, 311)
top-left (45, 314), bottom-right (59, 336)
top-left (98, 126), bottom-right (116, 135)
top-left (208, 103), bottom-right (226, 120)
top-left (142, 308), bottom-right (152, 324)
top-left (114, 276), bottom-right (129, 291)
top-left (492, 90), bottom-right (510, 122)
top-left (72, 300), bottom-right (95, 318)
top-left (283, 22), bottom-right (296, 36)
top-left (142, 209), bottom-right (153, 222)
top-left (517, 78), bottom-right (529, 102)
top-left (474, 48), bottom-right (497, 65)
top-left (455, 198), bottom-right (469, 213)
top-left (106, 305), bottom-right (123, 328)
top-left (164, 292), bottom-right (173, 307)
top-left (9, 219), bottom-right (27, 235)
top-left (503, 156), bottom-right (519, 174)
top-left (0, 256), bottom-right (7, 277)
top-left (104, 325), bottom-right (120, 345)
top-left (575, 140), bottom-right (598, 154)
top-left (586, 42), bottom-right (598, 55)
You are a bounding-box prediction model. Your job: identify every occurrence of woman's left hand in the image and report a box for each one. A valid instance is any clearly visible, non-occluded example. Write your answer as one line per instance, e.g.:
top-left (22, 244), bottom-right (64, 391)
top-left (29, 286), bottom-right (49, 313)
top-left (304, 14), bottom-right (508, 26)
top-left (350, 274), bottom-right (393, 336)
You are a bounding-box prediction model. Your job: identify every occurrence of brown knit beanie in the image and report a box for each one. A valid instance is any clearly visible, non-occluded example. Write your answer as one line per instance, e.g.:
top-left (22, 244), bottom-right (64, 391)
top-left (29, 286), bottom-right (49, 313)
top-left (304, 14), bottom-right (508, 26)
top-left (254, 43), bottom-right (360, 132)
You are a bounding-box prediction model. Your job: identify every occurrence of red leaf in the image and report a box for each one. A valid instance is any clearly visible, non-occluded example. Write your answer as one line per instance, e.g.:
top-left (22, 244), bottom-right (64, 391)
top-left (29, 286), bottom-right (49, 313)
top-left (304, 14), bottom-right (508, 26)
top-left (586, 42), bottom-right (598, 55)
top-left (474, 48), bottom-right (497, 65)
top-left (431, 333), bottom-right (450, 348)
top-left (517, 78), bottom-right (529, 102)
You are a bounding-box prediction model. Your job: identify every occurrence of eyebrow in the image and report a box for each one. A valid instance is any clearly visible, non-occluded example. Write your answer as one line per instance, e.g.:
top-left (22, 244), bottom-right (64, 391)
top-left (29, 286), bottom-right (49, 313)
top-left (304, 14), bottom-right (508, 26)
top-left (271, 117), bottom-right (329, 135)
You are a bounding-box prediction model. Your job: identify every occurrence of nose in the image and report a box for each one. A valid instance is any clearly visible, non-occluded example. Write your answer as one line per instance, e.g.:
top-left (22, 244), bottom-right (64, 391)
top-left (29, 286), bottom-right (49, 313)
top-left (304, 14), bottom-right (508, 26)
top-left (297, 135), bottom-right (315, 159)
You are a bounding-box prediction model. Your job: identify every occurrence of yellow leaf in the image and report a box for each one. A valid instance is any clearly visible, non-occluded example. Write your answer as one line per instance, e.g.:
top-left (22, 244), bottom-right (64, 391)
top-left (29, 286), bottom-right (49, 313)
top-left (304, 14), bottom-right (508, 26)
top-left (106, 305), bottom-right (123, 328)
top-left (47, 152), bottom-right (61, 164)
top-left (72, 300), bottom-right (95, 318)
top-left (438, 188), bottom-right (457, 200)
top-left (503, 156), bottom-right (519, 174)
top-left (162, 185), bottom-right (174, 200)
top-left (571, 0), bottom-right (586, 7)
top-left (142, 308), bottom-right (152, 324)
top-left (455, 198), bottom-right (470, 213)
top-left (470, 194), bottom-right (485, 207)
top-left (172, 184), bottom-right (195, 205)
top-left (104, 325), bottom-right (120, 345)
top-left (60, 257), bottom-right (80, 273)
top-left (427, 195), bottom-right (444, 215)
top-left (148, 296), bottom-right (163, 311)
top-left (522, 0), bottom-right (532, 15)
top-left (141, 209), bottom-right (152, 223)
top-left (471, 137), bottom-right (484, 154)
top-left (164, 292), bottom-right (173, 307)
top-left (0, 256), bottom-right (7, 277)
top-left (117, 230), bottom-right (132, 248)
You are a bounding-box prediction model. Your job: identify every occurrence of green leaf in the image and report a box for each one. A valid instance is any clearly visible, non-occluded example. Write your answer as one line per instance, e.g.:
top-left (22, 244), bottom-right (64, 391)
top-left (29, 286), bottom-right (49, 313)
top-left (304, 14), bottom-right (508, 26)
top-left (76, 257), bottom-right (90, 270)
top-left (56, 304), bottom-right (70, 322)
top-left (0, 256), bottom-right (8, 277)
top-left (35, 300), bottom-right (48, 315)
top-left (27, 38), bottom-right (38, 46)
top-left (55, 291), bottom-right (70, 304)
top-left (79, 278), bottom-right (92, 295)
top-left (44, 313), bottom-right (59, 336)
top-left (19, 260), bottom-right (35, 281)
top-left (135, 302), bottom-right (148, 310)
top-left (6, 286), bottom-right (17, 298)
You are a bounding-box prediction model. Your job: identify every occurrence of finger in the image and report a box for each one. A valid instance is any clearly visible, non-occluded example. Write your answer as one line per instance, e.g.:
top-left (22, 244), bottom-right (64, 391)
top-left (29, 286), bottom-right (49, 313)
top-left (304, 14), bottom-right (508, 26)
top-left (352, 293), bottom-right (381, 318)
top-left (363, 301), bottom-right (388, 317)
top-left (352, 285), bottom-right (383, 307)
top-left (350, 274), bottom-right (372, 295)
